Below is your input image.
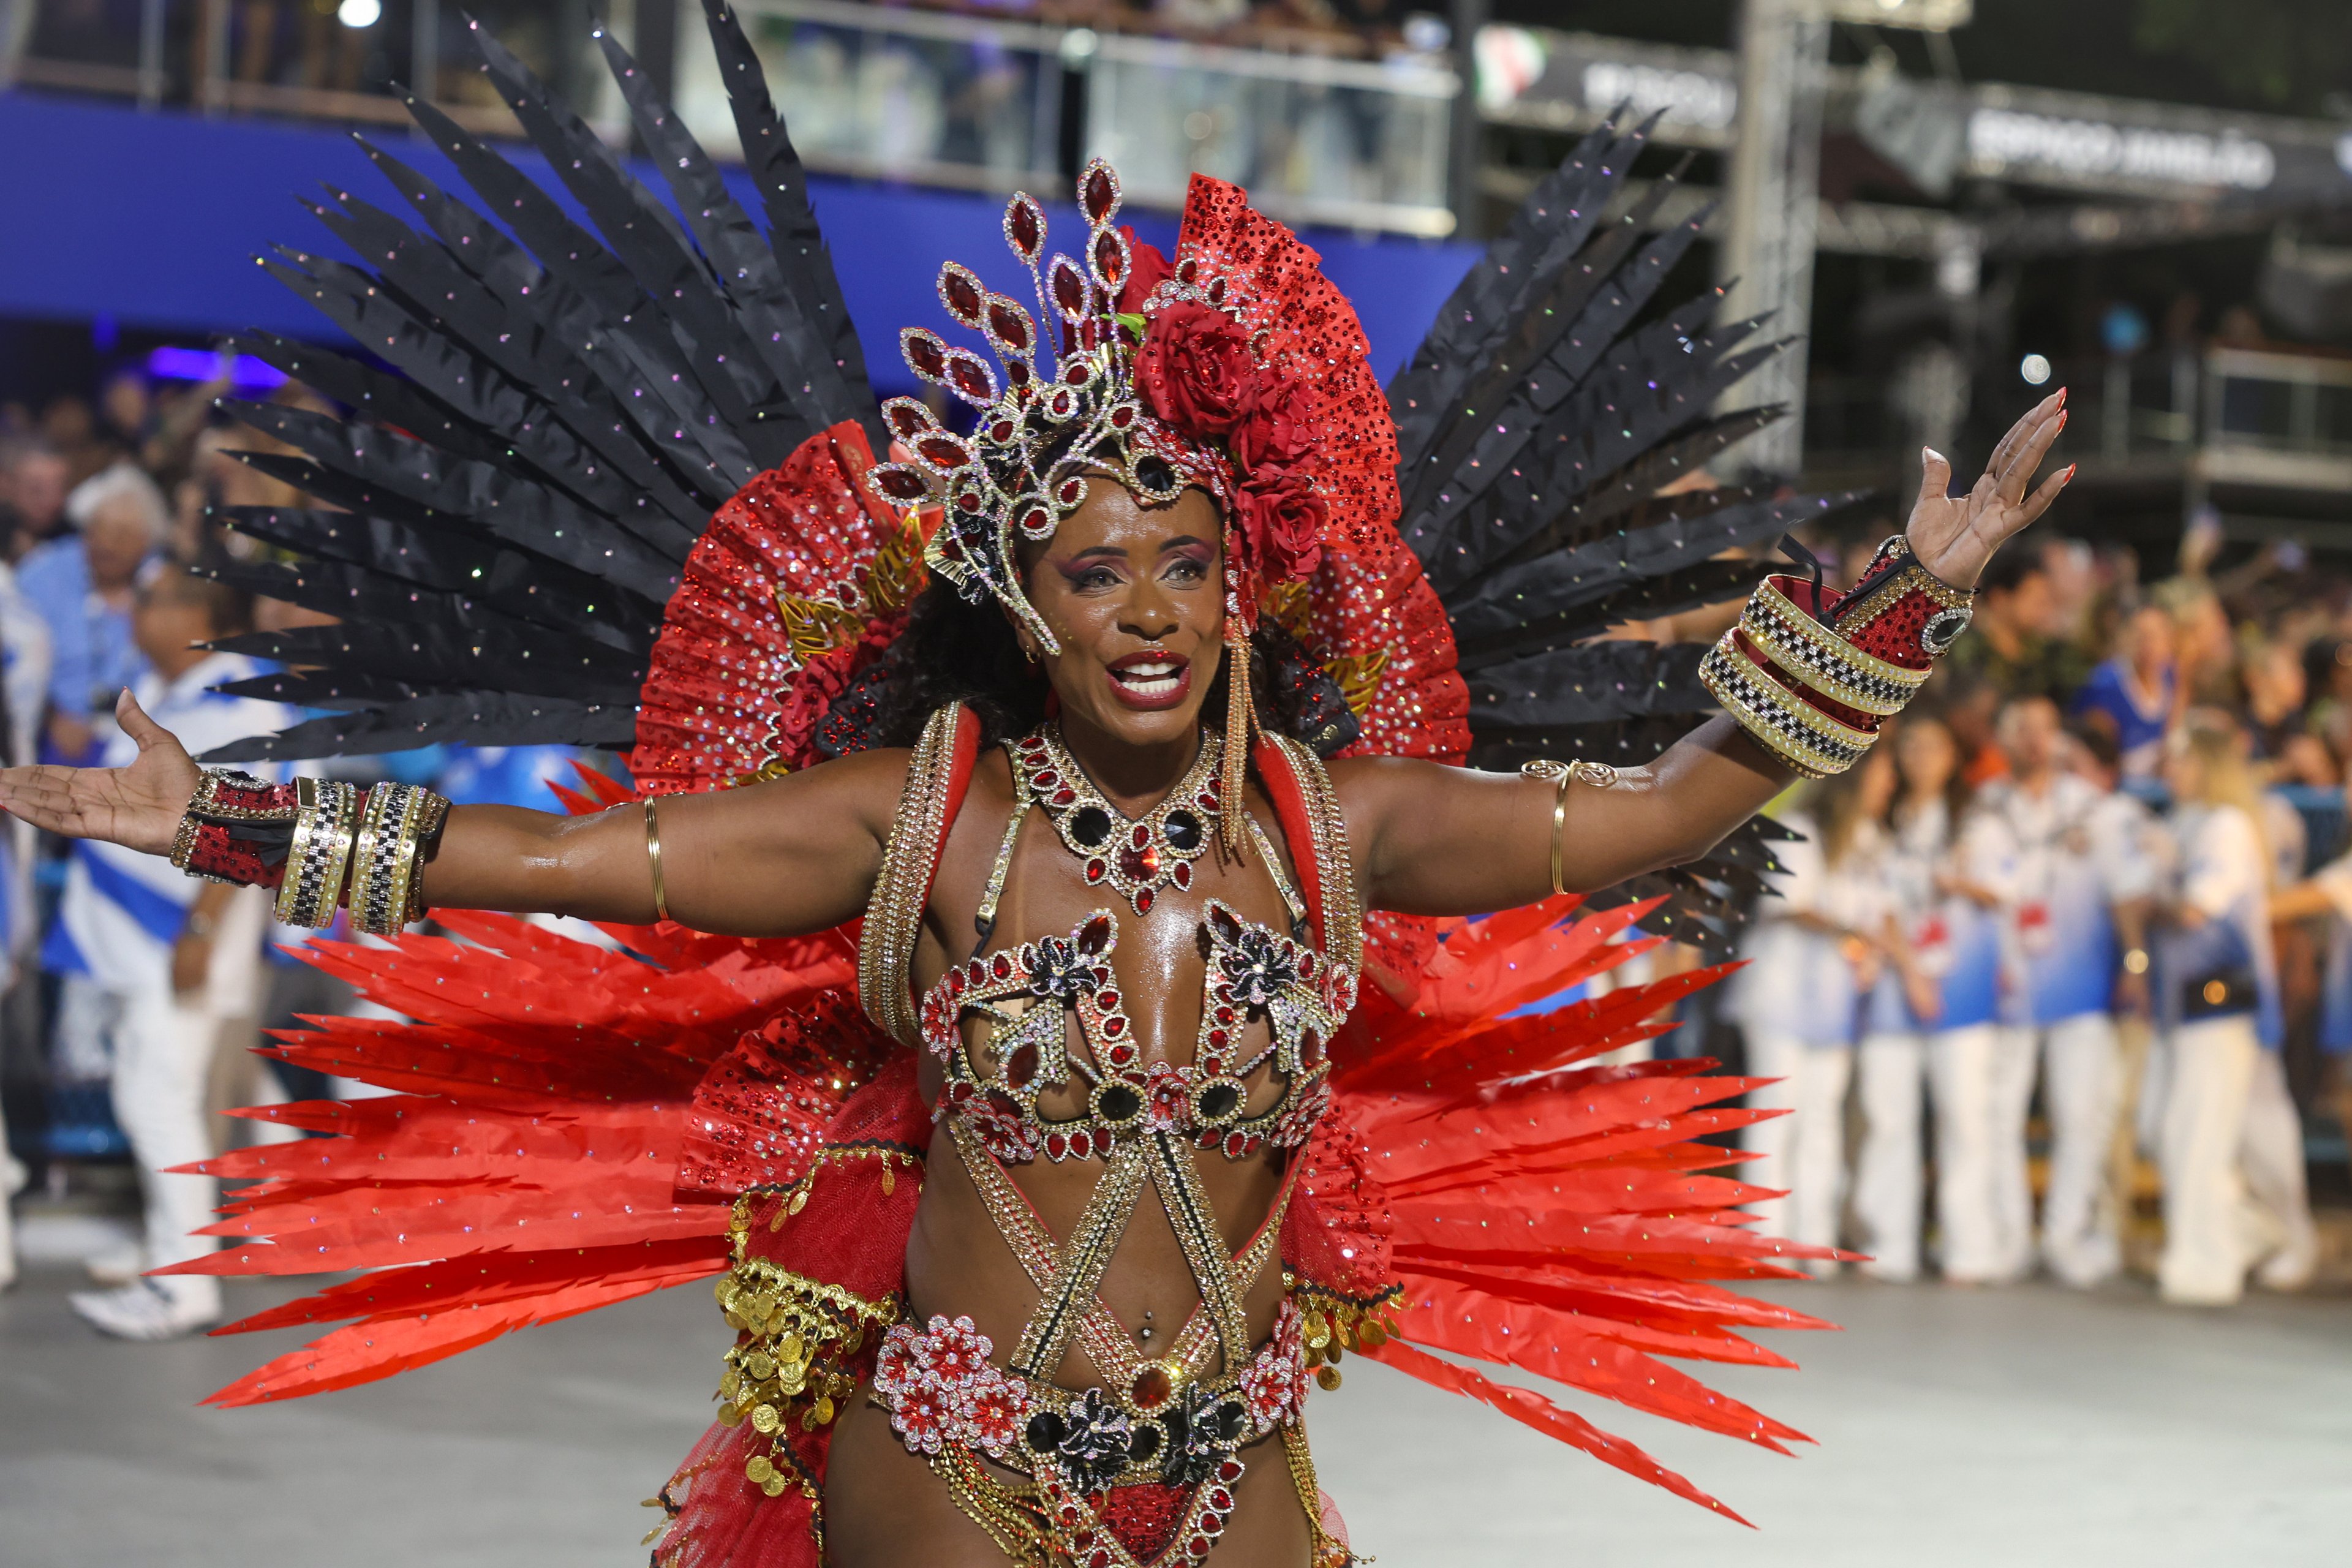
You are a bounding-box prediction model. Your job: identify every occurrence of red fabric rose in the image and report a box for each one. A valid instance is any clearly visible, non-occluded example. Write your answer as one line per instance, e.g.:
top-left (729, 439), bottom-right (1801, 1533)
top-left (1117, 228), bottom-right (1174, 314)
top-left (1231, 464), bottom-right (1327, 582)
top-left (1229, 373), bottom-right (1318, 472)
top-left (1135, 301), bottom-right (1256, 437)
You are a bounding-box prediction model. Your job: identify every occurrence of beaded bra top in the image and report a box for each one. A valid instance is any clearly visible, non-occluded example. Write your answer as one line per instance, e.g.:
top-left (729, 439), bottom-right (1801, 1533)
top-left (917, 725), bottom-right (1355, 1167)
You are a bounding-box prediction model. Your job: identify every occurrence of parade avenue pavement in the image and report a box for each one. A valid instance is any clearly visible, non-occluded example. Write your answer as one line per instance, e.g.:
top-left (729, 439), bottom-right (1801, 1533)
top-left (2, 1259), bottom-right (2346, 1566)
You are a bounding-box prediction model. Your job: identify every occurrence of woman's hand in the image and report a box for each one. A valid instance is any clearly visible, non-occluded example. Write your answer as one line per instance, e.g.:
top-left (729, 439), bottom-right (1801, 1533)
top-left (1907, 389), bottom-right (2074, 589)
top-left (0, 688), bottom-right (200, 856)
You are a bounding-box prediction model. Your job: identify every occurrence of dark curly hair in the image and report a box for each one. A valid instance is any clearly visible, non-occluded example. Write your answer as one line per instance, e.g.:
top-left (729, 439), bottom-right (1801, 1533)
top-left (823, 577), bottom-right (1360, 758)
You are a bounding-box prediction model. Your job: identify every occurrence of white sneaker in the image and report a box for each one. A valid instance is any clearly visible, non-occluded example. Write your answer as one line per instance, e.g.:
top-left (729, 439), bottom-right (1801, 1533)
top-left (83, 1240), bottom-right (145, 1287)
top-left (70, 1278), bottom-right (221, 1341)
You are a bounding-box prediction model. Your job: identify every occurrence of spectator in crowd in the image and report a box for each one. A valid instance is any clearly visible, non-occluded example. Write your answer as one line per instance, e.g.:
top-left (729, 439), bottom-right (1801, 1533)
top-left (2164, 583), bottom-right (2241, 710)
top-left (2073, 603), bottom-right (2179, 780)
top-left (0, 435), bottom-right (70, 561)
top-left (1980, 695), bottom-right (2161, 1287)
top-left (18, 463), bottom-right (165, 763)
top-left (2243, 638), bottom-right (2309, 762)
top-left (45, 564), bottom-right (287, 1339)
top-left (1852, 714), bottom-right (1973, 1283)
top-left (1944, 546), bottom-right (2094, 703)
top-left (1917, 725), bottom-right (2022, 1284)
top-left (2150, 712), bottom-right (2307, 1306)
top-left (1730, 749), bottom-right (1897, 1276)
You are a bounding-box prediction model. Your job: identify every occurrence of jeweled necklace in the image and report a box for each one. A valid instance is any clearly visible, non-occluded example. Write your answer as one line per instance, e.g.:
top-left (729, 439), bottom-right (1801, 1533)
top-left (1013, 723), bottom-right (1223, 916)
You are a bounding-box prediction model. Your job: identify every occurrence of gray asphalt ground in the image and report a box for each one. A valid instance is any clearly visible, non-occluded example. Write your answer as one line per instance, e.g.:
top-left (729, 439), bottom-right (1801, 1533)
top-left (3, 1245), bottom-right (2348, 1567)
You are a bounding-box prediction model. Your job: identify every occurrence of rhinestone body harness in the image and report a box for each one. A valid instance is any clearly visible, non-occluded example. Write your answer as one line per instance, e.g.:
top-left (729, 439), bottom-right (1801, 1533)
top-left (859, 707), bottom-right (1362, 1567)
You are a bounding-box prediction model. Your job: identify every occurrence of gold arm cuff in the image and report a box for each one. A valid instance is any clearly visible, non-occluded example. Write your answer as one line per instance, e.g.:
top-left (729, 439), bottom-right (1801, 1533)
top-left (274, 778), bottom-right (361, 927)
top-left (644, 796), bottom-right (669, 924)
top-left (1699, 633), bottom-right (1874, 778)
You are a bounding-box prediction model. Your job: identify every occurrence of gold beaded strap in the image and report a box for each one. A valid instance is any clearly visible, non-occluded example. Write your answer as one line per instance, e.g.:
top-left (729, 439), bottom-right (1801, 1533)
top-left (1258, 732), bottom-right (1362, 975)
top-left (858, 704), bottom-right (972, 1049)
top-left (274, 778), bottom-right (362, 928)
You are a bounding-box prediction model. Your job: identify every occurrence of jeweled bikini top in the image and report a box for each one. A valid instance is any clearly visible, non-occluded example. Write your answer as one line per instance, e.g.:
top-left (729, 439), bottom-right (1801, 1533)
top-left (921, 895), bottom-right (1351, 1166)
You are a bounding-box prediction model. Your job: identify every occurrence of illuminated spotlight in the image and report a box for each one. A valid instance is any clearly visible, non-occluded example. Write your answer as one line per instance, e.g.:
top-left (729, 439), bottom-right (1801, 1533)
top-left (338, 0), bottom-right (382, 28)
top-left (2019, 353), bottom-right (2053, 385)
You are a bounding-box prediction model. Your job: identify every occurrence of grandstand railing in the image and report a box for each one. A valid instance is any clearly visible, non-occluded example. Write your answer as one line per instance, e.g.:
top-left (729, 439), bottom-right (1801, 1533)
top-left (1804, 346), bottom-right (2352, 501)
top-left (2, 0), bottom-right (1460, 236)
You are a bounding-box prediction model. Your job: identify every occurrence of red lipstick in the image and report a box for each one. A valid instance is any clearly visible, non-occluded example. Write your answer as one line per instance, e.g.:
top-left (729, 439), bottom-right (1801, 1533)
top-left (1106, 650), bottom-right (1191, 711)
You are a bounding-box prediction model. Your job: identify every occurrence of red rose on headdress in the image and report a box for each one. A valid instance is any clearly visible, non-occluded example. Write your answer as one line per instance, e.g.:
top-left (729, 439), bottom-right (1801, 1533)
top-left (1117, 229), bottom-right (1175, 314)
top-left (1136, 301), bottom-right (1255, 437)
top-left (1229, 373), bottom-right (1317, 472)
top-left (1231, 464), bottom-right (1327, 582)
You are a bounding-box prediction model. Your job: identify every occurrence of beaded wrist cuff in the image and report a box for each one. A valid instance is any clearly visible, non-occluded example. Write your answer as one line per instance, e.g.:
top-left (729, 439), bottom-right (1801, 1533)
top-left (171, 770), bottom-right (303, 888)
top-left (349, 782), bottom-right (451, 937)
top-left (276, 778), bottom-right (363, 927)
top-left (1700, 534), bottom-right (1973, 777)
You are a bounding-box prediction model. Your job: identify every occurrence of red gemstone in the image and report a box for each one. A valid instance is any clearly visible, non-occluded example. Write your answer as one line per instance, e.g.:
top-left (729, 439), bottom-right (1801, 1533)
top-left (988, 418), bottom-right (1017, 443)
top-left (1093, 1128), bottom-right (1114, 1155)
top-left (948, 970), bottom-right (967, 997)
top-left (1106, 1042), bottom-right (1134, 1066)
top-left (916, 434), bottom-right (970, 470)
top-left (1300, 1031), bottom-right (1323, 1066)
top-left (1207, 1488), bottom-right (1235, 1512)
top-left (1091, 228), bottom-right (1127, 285)
top-left (1102, 1014), bottom-right (1125, 1038)
top-left (1207, 1028), bottom-right (1229, 1050)
top-left (940, 262), bottom-right (984, 324)
top-left (987, 300), bottom-right (1032, 352)
top-left (902, 328), bottom-right (947, 379)
top-left (1034, 769), bottom-right (1059, 788)
top-left (1085, 858), bottom-right (1107, 883)
top-left (1223, 1132), bottom-right (1247, 1157)
top-left (1047, 1133), bottom-right (1069, 1160)
top-left (1217, 1460), bottom-right (1243, 1483)
top-left (1006, 194), bottom-right (1044, 258)
top-left (1082, 165), bottom-right (1117, 222)
top-left (1098, 990), bottom-right (1120, 1009)
top-left (1050, 256), bottom-right (1088, 318)
top-left (992, 953), bottom-right (1012, 979)
top-left (1187, 1538), bottom-right (1212, 1559)
top-left (1008, 1044), bottom-right (1038, 1088)
top-left (1131, 1365), bottom-right (1173, 1409)
top-left (1172, 862), bottom-right (1191, 889)
top-left (1118, 843), bottom-right (1161, 881)
top-left (1134, 886), bottom-right (1155, 914)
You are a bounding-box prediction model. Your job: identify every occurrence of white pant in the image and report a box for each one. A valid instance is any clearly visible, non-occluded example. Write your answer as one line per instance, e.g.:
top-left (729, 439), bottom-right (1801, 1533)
top-left (1743, 1034), bottom-right (1853, 1274)
top-left (1927, 1023), bottom-right (2032, 1282)
top-left (2032, 1013), bottom-right (2123, 1287)
top-left (2243, 1049), bottom-right (2318, 1289)
top-left (1852, 1032), bottom-right (1926, 1281)
top-left (62, 886), bottom-right (268, 1313)
top-left (2158, 1015), bottom-right (2260, 1305)
top-left (65, 978), bottom-right (222, 1313)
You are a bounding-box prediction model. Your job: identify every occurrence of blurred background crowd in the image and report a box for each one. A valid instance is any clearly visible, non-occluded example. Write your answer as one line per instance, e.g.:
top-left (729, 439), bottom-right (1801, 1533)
top-left (0, 369), bottom-right (603, 1333)
top-left (5, 0), bottom-right (2352, 1342)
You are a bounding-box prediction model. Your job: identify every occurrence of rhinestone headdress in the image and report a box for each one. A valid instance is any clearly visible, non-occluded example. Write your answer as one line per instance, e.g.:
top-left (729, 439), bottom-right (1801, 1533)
top-left (869, 160), bottom-right (1225, 655)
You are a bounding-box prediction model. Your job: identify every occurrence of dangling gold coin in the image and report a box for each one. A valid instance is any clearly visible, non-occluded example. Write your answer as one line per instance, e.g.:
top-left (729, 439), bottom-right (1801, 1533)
top-left (745, 1455), bottom-right (775, 1484)
top-left (813, 1393), bottom-right (837, 1425)
top-left (751, 1404), bottom-right (780, 1434)
top-left (1316, 1366), bottom-right (1343, 1392)
top-left (761, 1475), bottom-right (787, 1499)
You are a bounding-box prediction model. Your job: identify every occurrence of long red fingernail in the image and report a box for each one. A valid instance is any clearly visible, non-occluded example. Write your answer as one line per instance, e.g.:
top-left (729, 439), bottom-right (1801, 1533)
top-left (2062, 464), bottom-right (2078, 483)
top-left (2057, 410), bottom-right (2068, 432)
top-left (2057, 386), bottom-right (2069, 404)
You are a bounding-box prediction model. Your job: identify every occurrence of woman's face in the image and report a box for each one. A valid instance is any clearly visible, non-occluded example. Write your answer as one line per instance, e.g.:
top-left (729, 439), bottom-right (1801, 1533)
top-left (1019, 478), bottom-right (1225, 752)
top-left (1895, 718), bottom-right (1957, 797)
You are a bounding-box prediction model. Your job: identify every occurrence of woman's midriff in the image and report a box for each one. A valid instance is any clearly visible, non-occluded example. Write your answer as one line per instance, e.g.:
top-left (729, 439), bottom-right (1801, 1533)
top-left (822, 1115), bottom-right (1310, 1567)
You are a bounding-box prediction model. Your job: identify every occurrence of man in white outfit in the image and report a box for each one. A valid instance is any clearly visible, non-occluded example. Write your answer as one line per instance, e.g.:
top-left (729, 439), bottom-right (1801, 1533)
top-left (1978, 697), bottom-right (2160, 1287)
top-left (44, 565), bottom-right (285, 1338)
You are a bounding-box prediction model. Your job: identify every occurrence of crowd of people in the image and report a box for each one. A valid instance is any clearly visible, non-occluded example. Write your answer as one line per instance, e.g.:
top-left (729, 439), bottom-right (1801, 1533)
top-left (1734, 522), bottom-right (2350, 1305)
top-left (2, 361), bottom-right (2346, 1338)
top-left (0, 370), bottom-right (588, 1336)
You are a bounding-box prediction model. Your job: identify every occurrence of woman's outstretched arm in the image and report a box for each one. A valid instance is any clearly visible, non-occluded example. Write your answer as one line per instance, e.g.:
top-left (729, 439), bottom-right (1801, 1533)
top-left (1340, 390), bottom-right (2073, 918)
top-left (0, 690), bottom-right (910, 939)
